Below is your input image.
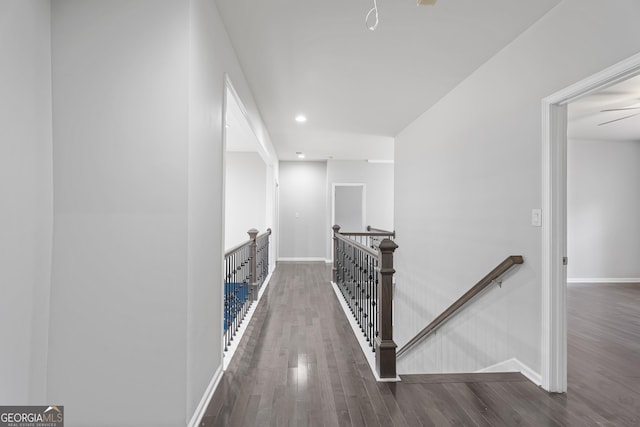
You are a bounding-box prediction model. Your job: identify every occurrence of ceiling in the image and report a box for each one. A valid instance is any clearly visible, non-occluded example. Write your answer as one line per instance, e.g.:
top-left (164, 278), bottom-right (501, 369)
top-left (215, 0), bottom-right (560, 161)
top-left (568, 74), bottom-right (640, 141)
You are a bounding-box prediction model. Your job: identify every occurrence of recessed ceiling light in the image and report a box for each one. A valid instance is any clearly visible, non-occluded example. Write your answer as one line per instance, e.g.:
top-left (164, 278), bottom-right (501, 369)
top-left (296, 152), bottom-right (305, 159)
top-left (295, 114), bottom-right (307, 123)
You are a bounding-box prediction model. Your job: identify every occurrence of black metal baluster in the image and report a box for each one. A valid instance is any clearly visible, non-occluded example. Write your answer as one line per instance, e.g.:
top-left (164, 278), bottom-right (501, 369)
top-left (370, 253), bottom-right (375, 346)
top-left (232, 252), bottom-right (238, 342)
top-left (242, 244), bottom-right (248, 327)
top-left (364, 252), bottom-right (369, 345)
top-left (373, 256), bottom-right (379, 352)
top-left (353, 247), bottom-right (358, 324)
top-left (229, 251), bottom-right (236, 347)
top-left (224, 253), bottom-right (229, 350)
top-left (347, 244), bottom-right (353, 314)
top-left (360, 250), bottom-right (364, 338)
top-left (223, 230), bottom-right (272, 355)
top-left (332, 229), bottom-right (396, 362)
top-left (363, 251), bottom-right (369, 343)
top-left (358, 249), bottom-right (363, 332)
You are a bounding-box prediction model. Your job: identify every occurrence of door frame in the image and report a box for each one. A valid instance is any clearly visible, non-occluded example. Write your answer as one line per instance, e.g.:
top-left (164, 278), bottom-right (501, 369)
top-left (541, 51), bottom-right (640, 392)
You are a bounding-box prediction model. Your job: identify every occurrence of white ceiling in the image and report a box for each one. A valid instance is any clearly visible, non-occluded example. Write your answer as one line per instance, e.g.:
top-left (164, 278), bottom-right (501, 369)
top-left (215, 0), bottom-right (560, 161)
top-left (568, 74), bottom-right (640, 141)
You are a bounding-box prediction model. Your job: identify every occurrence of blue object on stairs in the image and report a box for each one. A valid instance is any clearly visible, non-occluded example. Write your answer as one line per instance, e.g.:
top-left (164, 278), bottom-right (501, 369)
top-left (224, 282), bottom-right (249, 330)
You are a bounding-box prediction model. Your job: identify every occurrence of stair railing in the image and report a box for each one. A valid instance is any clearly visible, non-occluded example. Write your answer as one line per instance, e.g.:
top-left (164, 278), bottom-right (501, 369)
top-left (224, 228), bottom-right (271, 351)
top-left (338, 225), bottom-right (395, 250)
top-left (396, 255), bottom-right (524, 359)
top-left (332, 224), bottom-right (398, 379)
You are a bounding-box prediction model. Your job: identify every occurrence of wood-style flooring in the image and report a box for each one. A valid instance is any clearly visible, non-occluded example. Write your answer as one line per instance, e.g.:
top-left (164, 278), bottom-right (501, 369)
top-left (564, 282), bottom-right (640, 426)
top-left (201, 263), bottom-right (640, 426)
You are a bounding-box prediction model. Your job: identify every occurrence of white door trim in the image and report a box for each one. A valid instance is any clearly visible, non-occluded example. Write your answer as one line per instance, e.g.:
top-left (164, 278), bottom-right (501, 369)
top-left (541, 52), bottom-right (640, 393)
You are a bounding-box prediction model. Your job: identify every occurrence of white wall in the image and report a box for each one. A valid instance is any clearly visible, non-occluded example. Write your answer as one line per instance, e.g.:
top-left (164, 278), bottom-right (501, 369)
top-left (278, 160), bottom-right (393, 261)
top-left (45, 1), bottom-right (275, 425)
top-left (187, 0), bottom-right (263, 422)
top-left (49, 2), bottom-right (189, 425)
top-left (188, 6), bottom-right (279, 418)
top-left (394, 0), bottom-right (640, 376)
top-left (0, 0), bottom-right (53, 404)
top-left (326, 160), bottom-right (394, 260)
top-left (278, 162), bottom-right (327, 260)
top-left (225, 152), bottom-right (267, 249)
top-left (567, 139), bottom-right (640, 281)
top-left (266, 164), bottom-right (277, 269)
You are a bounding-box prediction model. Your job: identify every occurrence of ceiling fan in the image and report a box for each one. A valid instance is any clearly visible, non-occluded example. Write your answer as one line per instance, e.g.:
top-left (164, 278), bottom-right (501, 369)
top-left (598, 104), bottom-right (640, 126)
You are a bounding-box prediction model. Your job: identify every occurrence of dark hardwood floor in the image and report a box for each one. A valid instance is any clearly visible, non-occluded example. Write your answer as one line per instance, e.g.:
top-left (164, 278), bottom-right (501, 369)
top-left (201, 264), bottom-right (640, 426)
top-left (564, 282), bottom-right (640, 426)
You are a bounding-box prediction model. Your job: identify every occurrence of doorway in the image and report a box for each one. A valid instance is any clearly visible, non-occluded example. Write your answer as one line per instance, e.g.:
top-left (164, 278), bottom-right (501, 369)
top-left (541, 52), bottom-right (640, 392)
top-left (332, 183), bottom-right (366, 233)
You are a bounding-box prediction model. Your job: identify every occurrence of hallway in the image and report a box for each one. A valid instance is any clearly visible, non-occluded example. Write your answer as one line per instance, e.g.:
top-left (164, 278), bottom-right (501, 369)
top-left (200, 263), bottom-right (639, 426)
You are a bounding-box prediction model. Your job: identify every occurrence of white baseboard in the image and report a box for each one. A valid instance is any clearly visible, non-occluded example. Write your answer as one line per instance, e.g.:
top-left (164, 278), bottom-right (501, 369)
top-left (278, 257), bottom-right (328, 262)
top-left (189, 269), bottom-right (277, 427)
top-left (259, 270), bottom-right (273, 299)
top-left (568, 278), bottom-right (640, 284)
top-left (476, 357), bottom-right (541, 386)
top-left (330, 281), bottom-right (400, 382)
top-left (187, 365), bottom-right (223, 427)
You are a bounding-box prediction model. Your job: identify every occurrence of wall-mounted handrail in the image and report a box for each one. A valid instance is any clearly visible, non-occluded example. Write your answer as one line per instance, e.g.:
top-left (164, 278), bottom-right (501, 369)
top-left (396, 255), bottom-right (524, 359)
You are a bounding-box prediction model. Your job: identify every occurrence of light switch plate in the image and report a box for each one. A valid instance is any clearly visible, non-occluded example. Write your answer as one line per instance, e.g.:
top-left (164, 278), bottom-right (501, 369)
top-left (531, 209), bottom-right (542, 227)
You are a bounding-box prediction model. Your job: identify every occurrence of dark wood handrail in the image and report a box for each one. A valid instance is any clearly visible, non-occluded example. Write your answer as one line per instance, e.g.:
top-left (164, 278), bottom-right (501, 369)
top-left (225, 228), bottom-right (271, 258)
top-left (396, 255), bottom-right (524, 359)
top-left (339, 231), bottom-right (395, 237)
top-left (336, 226), bottom-right (394, 237)
top-left (334, 231), bottom-right (378, 258)
top-left (366, 225), bottom-right (396, 237)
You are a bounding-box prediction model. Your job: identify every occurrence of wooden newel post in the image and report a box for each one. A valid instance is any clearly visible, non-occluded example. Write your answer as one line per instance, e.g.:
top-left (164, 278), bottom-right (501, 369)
top-left (376, 238), bottom-right (398, 379)
top-left (332, 225), bottom-right (340, 283)
top-left (248, 228), bottom-right (259, 301)
top-left (266, 227), bottom-right (272, 273)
